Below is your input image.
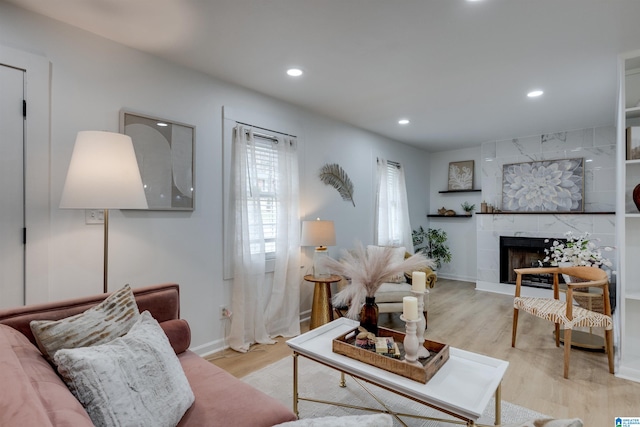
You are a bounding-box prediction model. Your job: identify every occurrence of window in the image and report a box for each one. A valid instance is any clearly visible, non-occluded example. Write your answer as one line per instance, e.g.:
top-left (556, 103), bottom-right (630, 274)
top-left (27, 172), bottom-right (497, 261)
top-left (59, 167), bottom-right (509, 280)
top-left (249, 137), bottom-right (278, 256)
top-left (375, 158), bottom-right (412, 249)
top-left (384, 161), bottom-right (403, 245)
top-left (222, 111), bottom-right (300, 280)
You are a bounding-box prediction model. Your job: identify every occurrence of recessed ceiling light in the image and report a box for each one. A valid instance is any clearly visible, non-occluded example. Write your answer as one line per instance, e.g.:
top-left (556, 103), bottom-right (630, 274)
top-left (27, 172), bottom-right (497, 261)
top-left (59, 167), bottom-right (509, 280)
top-left (527, 90), bottom-right (544, 98)
top-left (398, 119), bottom-right (410, 125)
top-left (156, 122), bottom-right (168, 127)
top-left (286, 68), bottom-right (303, 77)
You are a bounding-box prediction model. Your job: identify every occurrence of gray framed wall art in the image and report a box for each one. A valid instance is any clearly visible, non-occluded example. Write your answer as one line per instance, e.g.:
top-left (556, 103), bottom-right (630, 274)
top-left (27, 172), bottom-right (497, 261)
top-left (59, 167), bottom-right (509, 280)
top-left (502, 158), bottom-right (584, 212)
top-left (448, 160), bottom-right (474, 190)
top-left (120, 111), bottom-right (195, 210)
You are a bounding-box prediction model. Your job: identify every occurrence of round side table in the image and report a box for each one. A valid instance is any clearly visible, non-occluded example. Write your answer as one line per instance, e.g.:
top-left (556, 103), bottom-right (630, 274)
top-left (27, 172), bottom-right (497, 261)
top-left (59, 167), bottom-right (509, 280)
top-left (304, 274), bottom-right (342, 329)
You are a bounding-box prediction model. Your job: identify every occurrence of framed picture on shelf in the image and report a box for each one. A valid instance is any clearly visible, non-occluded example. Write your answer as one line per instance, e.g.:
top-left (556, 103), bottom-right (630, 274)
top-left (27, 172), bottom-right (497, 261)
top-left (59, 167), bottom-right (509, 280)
top-left (447, 160), bottom-right (474, 190)
top-left (627, 127), bottom-right (640, 160)
top-left (501, 158), bottom-right (584, 213)
top-left (120, 110), bottom-right (195, 210)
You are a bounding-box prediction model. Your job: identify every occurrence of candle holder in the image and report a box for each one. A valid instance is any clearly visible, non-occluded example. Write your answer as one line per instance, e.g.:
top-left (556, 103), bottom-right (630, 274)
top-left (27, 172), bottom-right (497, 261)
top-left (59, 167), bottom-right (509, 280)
top-left (399, 315), bottom-right (423, 367)
top-left (411, 290), bottom-right (430, 359)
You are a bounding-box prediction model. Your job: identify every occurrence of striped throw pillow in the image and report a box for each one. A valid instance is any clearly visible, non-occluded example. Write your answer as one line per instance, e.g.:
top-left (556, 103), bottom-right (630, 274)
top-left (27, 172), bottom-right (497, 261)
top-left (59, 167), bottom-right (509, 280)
top-left (30, 284), bottom-right (140, 363)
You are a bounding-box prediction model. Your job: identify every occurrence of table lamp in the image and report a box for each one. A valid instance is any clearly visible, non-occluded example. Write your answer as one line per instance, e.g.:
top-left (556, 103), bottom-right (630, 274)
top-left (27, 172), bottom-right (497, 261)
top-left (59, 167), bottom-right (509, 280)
top-left (60, 131), bottom-right (148, 293)
top-left (301, 218), bottom-right (336, 278)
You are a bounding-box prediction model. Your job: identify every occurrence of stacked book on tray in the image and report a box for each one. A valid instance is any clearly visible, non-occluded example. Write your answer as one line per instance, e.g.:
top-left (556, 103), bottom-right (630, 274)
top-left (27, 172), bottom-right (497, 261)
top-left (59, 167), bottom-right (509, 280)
top-left (354, 327), bottom-right (401, 359)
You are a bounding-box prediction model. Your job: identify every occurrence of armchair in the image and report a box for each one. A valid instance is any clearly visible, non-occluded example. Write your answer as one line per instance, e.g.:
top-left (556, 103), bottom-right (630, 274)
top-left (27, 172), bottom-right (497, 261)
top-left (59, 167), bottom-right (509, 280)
top-left (333, 246), bottom-right (437, 326)
top-left (335, 267), bottom-right (437, 325)
top-left (375, 266), bottom-right (437, 318)
top-left (511, 266), bottom-right (614, 379)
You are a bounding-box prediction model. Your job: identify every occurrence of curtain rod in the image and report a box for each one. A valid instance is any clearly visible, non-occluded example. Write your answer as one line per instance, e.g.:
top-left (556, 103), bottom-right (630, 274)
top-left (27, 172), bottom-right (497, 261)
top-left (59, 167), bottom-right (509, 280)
top-left (377, 157), bottom-right (401, 168)
top-left (236, 121), bottom-right (297, 139)
top-left (246, 130), bottom-right (279, 142)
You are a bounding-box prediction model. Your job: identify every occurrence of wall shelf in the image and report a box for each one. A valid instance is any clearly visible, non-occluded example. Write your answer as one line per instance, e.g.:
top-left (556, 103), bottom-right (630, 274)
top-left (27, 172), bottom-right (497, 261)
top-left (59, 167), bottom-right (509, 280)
top-left (438, 189), bottom-right (481, 194)
top-left (626, 106), bottom-right (640, 119)
top-left (427, 214), bottom-right (473, 218)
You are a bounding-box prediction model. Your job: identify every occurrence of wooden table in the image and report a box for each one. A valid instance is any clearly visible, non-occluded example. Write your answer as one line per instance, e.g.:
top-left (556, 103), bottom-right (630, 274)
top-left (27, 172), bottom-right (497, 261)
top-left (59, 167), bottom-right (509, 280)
top-left (304, 274), bottom-right (342, 329)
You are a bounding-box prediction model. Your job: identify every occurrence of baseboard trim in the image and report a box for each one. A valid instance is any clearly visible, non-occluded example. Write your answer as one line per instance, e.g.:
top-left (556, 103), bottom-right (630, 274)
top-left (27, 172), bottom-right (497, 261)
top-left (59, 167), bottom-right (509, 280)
top-left (191, 339), bottom-right (227, 357)
top-left (436, 273), bottom-right (476, 282)
top-left (475, 280), bottom-right (553, 298)
top-left (190, 309), bottom-right (313, 357)
top-left (616, 365), bottom-right (640, 383)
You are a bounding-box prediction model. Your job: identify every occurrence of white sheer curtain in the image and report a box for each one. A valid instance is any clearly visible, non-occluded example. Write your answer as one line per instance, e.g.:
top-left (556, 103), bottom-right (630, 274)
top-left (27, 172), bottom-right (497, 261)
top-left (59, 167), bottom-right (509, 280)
top-left (229, 126), bottom-right (300, 352)
top-left (375, 158), bottom-right (413, 252)
top-left (263, 133), bottom-right (300, 338)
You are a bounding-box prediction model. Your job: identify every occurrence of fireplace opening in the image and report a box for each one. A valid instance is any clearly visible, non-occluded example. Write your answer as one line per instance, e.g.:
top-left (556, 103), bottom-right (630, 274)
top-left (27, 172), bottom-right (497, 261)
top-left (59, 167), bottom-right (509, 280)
top-left (499, 236), bottom-right (563, 288)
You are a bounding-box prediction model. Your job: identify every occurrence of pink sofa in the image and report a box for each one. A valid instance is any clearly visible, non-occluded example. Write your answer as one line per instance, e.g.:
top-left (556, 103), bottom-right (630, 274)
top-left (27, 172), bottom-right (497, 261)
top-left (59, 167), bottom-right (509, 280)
top-left (0, 283), bottom-right (297, 427)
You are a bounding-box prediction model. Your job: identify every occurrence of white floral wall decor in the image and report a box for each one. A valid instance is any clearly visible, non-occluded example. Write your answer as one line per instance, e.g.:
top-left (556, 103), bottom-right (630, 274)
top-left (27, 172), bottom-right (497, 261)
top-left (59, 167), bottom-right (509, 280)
top-left (502, 157), bottom-right (584, 212)
top-left (448, 160), bottom-right (474, 190)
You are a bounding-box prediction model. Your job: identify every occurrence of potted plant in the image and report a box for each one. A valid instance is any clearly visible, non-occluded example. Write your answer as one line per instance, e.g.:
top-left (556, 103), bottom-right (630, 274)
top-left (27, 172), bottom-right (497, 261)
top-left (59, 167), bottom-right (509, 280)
top-left (461, 201), bottom-right (476, 216)
top-left (412, 226), bottom-right (452, 270)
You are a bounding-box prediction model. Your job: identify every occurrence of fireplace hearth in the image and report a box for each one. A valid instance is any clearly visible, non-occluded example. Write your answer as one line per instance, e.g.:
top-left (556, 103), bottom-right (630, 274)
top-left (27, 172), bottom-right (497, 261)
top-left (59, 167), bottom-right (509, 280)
top-left (499, 236), bottom-right (562, 288)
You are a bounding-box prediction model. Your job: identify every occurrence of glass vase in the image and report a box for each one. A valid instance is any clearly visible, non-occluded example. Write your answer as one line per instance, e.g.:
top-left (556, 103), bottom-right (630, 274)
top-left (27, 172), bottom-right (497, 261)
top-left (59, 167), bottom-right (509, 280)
top-left (359, 296), bottom-right (379, 335)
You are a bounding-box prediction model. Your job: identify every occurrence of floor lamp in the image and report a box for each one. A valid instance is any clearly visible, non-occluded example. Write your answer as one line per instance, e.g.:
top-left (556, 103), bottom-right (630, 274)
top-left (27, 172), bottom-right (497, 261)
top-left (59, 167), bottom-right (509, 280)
top-left (60, 131), bottom-right (148, 293)
top-left (301, 219), bottom-right (336, 278)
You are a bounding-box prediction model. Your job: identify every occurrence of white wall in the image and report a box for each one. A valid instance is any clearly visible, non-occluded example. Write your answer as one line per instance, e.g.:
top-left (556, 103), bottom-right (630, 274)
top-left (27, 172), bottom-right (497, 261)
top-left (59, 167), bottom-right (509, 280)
top-left (0, 2), bottom-right (431, 354)
top-left (428, 146), bottom-right (482, 281)
top-left (476, 126), bottom-right (616, 295)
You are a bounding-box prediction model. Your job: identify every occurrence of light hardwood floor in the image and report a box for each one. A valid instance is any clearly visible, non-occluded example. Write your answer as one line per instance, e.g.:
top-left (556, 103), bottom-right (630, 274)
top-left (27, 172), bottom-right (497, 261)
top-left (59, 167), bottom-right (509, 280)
top-left (207, 279), bottom-right (640, 425)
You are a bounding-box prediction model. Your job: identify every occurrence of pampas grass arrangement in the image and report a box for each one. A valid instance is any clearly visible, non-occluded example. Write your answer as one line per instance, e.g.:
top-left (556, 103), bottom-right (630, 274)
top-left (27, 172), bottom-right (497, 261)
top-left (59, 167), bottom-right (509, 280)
top-left (325, 242), bottom-right (435, 319)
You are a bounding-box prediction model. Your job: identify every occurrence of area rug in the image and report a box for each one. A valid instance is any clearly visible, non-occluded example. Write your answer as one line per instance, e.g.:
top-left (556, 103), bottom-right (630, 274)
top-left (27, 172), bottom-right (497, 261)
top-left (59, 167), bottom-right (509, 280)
top-left (241, 356), bottom-right (546, 427)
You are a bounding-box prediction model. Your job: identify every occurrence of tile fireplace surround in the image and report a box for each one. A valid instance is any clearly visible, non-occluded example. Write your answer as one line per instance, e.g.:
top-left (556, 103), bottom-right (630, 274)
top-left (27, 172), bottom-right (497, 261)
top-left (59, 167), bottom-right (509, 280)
top-left (476, 126), bottom-right (616, 297)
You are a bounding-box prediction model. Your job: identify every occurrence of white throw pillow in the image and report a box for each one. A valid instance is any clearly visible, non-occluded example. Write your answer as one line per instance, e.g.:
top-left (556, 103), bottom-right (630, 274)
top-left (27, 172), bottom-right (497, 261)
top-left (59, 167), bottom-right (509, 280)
top-left (54, 311), bottom-right (194, 427)
top-left (367, 245), bottom-right (406, 283)
top-left (30, 284), bottom-right (140, 363)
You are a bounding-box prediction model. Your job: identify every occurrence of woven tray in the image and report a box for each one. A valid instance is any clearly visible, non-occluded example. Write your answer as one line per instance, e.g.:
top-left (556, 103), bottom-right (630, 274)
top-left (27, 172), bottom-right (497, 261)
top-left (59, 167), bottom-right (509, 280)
top-left (332, 325), bottom-right (449, 383)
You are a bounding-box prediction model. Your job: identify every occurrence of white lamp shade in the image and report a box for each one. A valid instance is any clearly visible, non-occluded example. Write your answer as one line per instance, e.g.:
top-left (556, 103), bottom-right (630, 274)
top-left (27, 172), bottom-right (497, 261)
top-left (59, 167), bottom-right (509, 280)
top-left (300, 220), bottom-right (336, 247)
top-left (60, 131), bottom-right (148, 209)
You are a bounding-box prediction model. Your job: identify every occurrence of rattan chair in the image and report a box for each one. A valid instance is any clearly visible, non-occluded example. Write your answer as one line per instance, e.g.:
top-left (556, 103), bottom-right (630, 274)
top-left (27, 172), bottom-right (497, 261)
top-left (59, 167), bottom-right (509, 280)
top-left (511, 266), bottom-right (614, 379)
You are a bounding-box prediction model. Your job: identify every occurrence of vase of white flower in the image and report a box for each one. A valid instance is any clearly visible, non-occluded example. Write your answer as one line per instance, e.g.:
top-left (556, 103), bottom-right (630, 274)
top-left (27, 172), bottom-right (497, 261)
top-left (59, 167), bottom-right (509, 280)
top-left (542, 231), bottom-right (614, 282)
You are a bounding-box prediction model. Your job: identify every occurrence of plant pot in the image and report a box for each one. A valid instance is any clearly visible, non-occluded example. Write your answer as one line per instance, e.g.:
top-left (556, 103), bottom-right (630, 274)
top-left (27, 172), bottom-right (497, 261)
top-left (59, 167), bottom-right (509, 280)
top-left (359, 296), bottom-right (379, 335)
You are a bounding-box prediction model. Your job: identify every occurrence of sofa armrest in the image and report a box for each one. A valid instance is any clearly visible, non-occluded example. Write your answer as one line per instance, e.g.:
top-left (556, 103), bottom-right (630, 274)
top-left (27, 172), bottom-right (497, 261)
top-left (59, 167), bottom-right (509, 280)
top-left (425, 269), bottom-right (437, 288)
top-left (160, 319), bottom-right (191, 354)
top-left (404, 267), bottom-right (437, 288)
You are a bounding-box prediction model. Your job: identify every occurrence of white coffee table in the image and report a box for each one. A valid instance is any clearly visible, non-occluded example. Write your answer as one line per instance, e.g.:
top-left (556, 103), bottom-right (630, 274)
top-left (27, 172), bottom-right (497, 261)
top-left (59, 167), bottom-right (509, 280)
top-left (286, 318), bottom-right (508, 427)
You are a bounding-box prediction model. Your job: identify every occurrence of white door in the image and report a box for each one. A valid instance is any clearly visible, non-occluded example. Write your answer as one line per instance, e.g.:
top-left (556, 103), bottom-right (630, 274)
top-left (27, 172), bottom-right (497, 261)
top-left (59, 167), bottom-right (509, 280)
top-left (0, 64), bottom-right (25, 308)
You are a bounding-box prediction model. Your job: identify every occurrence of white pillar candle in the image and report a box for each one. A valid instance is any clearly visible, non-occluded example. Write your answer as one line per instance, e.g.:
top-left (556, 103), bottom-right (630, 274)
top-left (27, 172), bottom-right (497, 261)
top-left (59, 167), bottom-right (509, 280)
top-left (403, 296), bottom-right (418, 320)
top-left (411, 271), bottom-right (426, 292)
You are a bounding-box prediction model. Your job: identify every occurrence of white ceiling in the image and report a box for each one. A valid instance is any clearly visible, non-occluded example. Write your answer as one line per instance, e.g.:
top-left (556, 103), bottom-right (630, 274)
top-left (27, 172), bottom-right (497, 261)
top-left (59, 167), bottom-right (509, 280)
top-left (6, 0), bottom-right (640, 151)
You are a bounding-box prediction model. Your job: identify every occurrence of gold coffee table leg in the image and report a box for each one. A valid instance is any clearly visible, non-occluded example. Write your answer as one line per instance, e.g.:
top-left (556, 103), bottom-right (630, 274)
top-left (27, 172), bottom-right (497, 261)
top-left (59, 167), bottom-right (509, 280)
top-left (293, 353), bottom-right (299, 417)
top-left (495, 383), bottom-right (501, 426)
top-left (339, 372), bottom-right (346, 387)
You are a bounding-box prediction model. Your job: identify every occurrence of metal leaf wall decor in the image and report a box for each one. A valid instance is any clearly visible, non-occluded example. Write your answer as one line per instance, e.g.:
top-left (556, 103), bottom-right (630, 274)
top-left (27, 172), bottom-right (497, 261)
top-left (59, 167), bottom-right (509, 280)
top-left (319, 163), bottom-right (355, 207)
